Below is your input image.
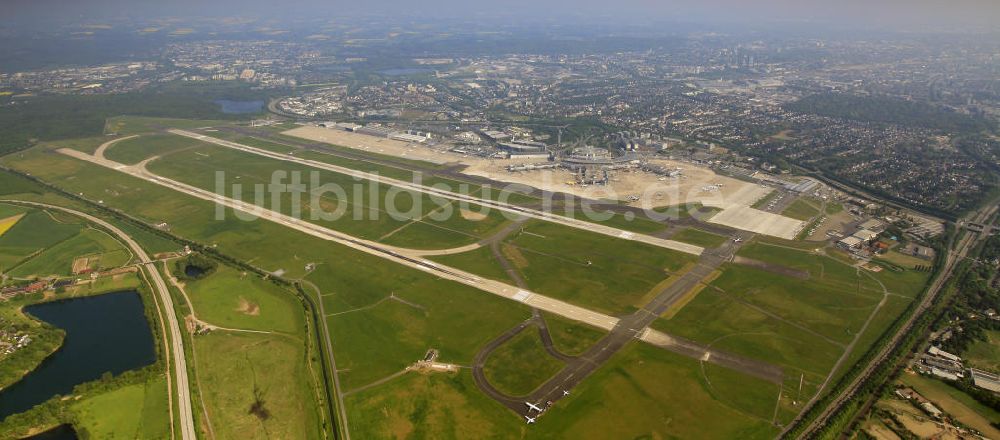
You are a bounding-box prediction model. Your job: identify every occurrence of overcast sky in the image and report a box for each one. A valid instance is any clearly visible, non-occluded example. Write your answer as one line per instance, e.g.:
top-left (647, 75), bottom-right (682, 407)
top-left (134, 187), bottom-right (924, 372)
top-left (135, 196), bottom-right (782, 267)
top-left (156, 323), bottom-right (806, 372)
top-left (4, 0), bottom-right (1000, 31)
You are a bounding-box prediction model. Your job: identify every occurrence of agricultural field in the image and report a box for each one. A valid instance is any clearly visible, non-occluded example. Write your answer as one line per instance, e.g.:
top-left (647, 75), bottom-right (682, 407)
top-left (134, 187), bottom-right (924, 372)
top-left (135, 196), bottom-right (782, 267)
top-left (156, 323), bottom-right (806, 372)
top-left (0, 205), bottom-right (130, 277)
top-left (8, 228), bottom-right (130, 278)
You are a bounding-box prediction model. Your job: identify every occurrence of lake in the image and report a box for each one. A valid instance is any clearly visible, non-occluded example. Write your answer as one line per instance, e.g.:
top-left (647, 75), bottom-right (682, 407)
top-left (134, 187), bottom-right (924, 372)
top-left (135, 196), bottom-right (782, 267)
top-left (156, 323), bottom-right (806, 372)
top-left (214, 99), bottom-right (264, 114)
top-left (0, 291), bottom-right (156, 421)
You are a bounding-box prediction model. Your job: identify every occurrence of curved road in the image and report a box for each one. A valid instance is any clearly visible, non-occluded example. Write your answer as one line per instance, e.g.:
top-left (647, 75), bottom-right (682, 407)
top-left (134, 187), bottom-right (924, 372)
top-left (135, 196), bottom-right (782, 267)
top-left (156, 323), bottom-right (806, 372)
top-left (6, 201), bottom-right (196, 440)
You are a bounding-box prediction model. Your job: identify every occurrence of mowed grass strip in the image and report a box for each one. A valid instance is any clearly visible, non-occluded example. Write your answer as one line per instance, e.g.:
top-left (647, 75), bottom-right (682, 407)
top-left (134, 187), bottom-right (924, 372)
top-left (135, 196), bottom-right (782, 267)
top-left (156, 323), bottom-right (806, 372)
top-left (483, 328), bottom-right (564, 397)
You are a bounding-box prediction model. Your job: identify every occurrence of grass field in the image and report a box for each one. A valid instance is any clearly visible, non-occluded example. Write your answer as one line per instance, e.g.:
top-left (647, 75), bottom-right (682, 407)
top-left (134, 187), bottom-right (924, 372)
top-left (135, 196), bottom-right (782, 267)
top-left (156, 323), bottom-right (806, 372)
top-left (145, 142), bottom-right (512, 250)
top-left (671, 227), bottom-right (729, 248)
top-left (542, 312), bottom-right (606, 356)
top-left (964, 330), bottom-right (1000, 373)
top-left (104, 133), bottom-right (208, 165)
top-left (181, 265), bottom-right (303, 334)
top-left (430, 220), bottom-right (696, 316)
top-left (529, 343), bottom-right (780, 439)
top-left (483, 328), bottom-right (564, 397)
top-left (781, 199), bottom-right (821, 221)
top-left (70, 377), bottom-right (170, 439)
top-left (192, 331), bottom-right (322, 440)
top-left (0, 208), bottom-right (88, 274)
top-left (9, 228), bottom-right (130, 278)
top-left (315, 259), bottom-right (531, 390)
top-left (344, 371), bottom-right (525, 439)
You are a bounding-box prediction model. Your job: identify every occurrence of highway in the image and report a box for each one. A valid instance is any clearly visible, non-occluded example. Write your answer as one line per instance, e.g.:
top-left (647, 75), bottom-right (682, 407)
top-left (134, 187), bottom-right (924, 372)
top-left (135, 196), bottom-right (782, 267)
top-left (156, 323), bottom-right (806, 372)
top-left (787, 203), bottom-right (997, 438)
top-left (5, 201), bottom-right (197, 440)
top-left (167, 129), bottom-right (705, 257)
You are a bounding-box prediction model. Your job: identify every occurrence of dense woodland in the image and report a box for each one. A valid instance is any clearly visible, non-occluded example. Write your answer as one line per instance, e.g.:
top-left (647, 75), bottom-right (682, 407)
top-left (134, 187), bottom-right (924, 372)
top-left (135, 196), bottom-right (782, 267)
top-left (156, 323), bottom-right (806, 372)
top-left (0, 82), bottom-right (275, 155)
top-left (787, 93), bottom-right (996, 133)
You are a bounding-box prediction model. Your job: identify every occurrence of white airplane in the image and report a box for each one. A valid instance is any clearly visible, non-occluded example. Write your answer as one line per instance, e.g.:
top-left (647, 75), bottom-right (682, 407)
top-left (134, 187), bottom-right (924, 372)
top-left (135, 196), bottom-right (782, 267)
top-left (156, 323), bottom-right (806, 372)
top-left (525, 416), bottom-right (536, 424)
top-left (733, 237), bottom-right (743, 243)
top-left (562, 390), bottom-right (570, 396)
top-left (525, 402), bottom-right (544, 412)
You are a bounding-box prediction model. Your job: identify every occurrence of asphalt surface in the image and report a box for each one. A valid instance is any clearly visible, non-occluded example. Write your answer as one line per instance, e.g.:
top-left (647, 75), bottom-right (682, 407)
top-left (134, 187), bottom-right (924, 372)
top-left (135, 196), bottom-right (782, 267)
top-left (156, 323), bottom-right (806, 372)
top-left (6, 201), bottom-right (197, 440)
top-left (169, 129), bottom-right (705, 256)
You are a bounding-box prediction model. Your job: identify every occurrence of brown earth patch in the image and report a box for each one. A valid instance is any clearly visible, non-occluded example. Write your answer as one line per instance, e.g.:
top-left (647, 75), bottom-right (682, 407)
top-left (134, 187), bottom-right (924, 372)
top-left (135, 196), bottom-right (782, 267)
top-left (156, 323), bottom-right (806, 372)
top-left (236, 297), bottom-right (260, 316)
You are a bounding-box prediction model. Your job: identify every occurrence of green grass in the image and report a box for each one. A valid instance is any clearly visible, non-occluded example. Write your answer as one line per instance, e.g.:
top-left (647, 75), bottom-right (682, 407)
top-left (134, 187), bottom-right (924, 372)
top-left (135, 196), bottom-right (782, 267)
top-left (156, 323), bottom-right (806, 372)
top-left (344, 371), bottom-right (525, 439)
top-left (502, 221), bottom-right (695, 315)
top-left (181, 265), bottom-right (304, 334)
top-left (653, 279), bottom-right (842, 383)
top-left (781, 199), bottom-right (821, 221)
top-left (710, 264), bottom-right (880, 344)
top-left (429, 245), bottom-right (513, 283)
top-left (103, 133), bottom-right (207, 165)
top-left (529, 342), bottom-right (780, 439)
top-left (70, 377), bottom-right (170, 440)
top-left (145, 142), bottom-right (509, 249)
top-left (316, 259), bottom-right (531, 390)
top-left (192, 331), bottom-right (322, 440)
top-left (671, 227), bottom-right (729, 248)
top-left (542, 312), bottom-right (606, 357)
top-left (483, 328), bottom-right (564, 397)
top-left (9, 228), bottom-right (130, 278)
top-left (964, 330), bottom-right (1000, 373)
top-left (0, 172), bottom-right (46, 197)
top-left (0, 208), bottom-right (86, 273)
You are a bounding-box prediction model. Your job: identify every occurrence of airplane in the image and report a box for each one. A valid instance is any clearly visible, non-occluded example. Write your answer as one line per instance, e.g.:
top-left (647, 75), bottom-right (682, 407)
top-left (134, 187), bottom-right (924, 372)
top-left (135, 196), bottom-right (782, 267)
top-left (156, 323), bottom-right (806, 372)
top-left (733, 237), bottom-right (743, 243)
top-left (562, 390), bottom-right (570, 396)
top-left (525, 416), bottom-right (536, 424)
top-left (525, 402), bottom-right (544, 413)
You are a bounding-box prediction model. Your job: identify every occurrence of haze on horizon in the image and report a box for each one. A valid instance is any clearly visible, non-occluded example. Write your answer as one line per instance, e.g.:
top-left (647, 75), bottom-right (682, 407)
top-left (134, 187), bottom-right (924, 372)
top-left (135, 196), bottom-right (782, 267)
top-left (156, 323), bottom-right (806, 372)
top-left (3, 0), bottom-right (1000, 32)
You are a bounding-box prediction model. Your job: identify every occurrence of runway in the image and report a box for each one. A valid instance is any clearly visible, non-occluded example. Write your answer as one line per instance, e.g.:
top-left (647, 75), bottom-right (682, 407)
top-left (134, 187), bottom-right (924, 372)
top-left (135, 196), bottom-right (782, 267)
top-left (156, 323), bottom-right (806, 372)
top-left (167, 129), bottom-right (705, 257)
